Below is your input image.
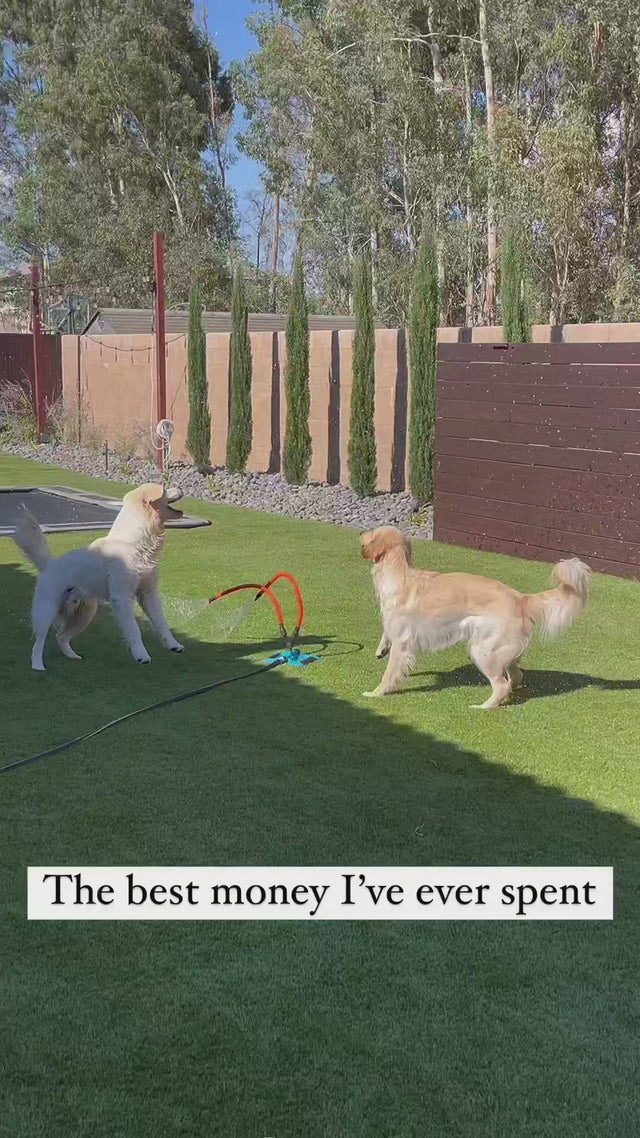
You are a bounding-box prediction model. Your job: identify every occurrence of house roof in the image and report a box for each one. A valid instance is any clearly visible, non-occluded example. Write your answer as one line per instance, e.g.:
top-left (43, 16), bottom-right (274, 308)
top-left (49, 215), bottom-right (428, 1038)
top-left (83, 308), bottom-right (384, 335)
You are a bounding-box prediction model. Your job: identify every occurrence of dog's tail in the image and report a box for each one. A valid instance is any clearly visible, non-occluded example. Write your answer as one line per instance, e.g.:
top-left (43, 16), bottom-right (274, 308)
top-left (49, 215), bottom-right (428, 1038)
top-left (523, 559), bottom-right (591, 638)
top-left (13, 511), bottom-right (51, 572)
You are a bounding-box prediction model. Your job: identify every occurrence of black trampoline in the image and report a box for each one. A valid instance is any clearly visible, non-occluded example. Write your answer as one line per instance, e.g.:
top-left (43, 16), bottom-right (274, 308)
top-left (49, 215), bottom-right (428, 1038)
top-left (0, 486), bottom-right (211, 536)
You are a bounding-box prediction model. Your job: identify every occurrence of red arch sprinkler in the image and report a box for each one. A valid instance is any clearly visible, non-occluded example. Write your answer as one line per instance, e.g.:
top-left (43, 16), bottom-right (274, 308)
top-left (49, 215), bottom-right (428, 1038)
top-left (208, 571), bottom-right (318, 666)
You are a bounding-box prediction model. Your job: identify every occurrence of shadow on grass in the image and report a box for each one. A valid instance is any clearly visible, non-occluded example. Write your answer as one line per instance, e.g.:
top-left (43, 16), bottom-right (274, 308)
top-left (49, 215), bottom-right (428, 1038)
top-left (409, 662), bottom-right (640, 702)
top-left (1, 557), bottom-right (639, 1138)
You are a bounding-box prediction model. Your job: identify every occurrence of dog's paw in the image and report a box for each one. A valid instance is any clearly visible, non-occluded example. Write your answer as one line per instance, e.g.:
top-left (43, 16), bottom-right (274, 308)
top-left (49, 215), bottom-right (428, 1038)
top-left (376, 647), bottom-right (390, 659)
top-left (169, 641), bottom-right (185, 653)
top-left (135, 653), bottom-right (152, 665)
top-left (363, 689), bottom-right (382, 698)
top-left (57, 641), bottom-right (82, 660)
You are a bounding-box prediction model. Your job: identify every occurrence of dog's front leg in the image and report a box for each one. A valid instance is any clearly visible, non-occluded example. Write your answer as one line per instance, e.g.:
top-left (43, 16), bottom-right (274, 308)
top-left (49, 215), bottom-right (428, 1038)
top-left (111, 595), bottom-right (151, 664)
top-left (364, 641), bottom-right (415, 698)
top-left (137, 587), bottom-right (184, 653)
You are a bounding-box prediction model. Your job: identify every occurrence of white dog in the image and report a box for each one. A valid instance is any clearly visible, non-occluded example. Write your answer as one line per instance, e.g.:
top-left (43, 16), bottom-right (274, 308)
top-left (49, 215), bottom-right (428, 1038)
top-left (14, 483), bottom-right (186, 671)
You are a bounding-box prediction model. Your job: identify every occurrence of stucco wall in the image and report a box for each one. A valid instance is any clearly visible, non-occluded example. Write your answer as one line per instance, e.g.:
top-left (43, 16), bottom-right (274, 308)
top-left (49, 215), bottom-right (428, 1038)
top-left (61, 323), bottom-right (640, 491)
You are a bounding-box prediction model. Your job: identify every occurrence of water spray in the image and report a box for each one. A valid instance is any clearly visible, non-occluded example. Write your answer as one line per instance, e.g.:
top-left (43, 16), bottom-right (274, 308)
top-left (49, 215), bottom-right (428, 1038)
top-left (209, 572), bottom-right (318, 667)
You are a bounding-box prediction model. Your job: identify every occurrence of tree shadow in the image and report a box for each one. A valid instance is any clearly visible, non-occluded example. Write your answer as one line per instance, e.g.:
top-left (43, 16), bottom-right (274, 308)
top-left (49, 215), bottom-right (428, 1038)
top-left (1, 554), bottom-right (639, 1138)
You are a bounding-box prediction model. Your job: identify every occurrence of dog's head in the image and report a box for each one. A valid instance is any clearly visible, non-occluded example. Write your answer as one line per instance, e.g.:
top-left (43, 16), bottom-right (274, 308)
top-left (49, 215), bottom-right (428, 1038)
top-left (124, 483), bottom-right (185, 529)
top-left (360, 527), bottom-right (412, 565)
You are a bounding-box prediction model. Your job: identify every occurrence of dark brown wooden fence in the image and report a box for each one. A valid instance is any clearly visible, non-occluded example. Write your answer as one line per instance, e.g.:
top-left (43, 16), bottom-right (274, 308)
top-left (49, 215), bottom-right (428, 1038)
top-left (0, 332), bottom-right (62, 409)
top-left (433, 342), bottom-right (640, 578)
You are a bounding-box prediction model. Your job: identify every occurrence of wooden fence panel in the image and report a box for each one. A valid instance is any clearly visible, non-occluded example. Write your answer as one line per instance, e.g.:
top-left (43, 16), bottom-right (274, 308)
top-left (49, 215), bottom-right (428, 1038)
top-left (0, 334), bottom-right (35, 396)
top-left (438, 342), bottom-right (640, 364)
top-left (433, 343), bottom-right (640, 578)
top-left (0, 332), bottom-right (62, 410)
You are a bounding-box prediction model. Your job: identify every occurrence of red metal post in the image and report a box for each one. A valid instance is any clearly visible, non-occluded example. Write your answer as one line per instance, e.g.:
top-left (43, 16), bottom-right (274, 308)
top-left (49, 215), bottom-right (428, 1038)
top-left (153, 231), bottom-right (167, 470)
top-left (30, 263), bottom-right (46, 440)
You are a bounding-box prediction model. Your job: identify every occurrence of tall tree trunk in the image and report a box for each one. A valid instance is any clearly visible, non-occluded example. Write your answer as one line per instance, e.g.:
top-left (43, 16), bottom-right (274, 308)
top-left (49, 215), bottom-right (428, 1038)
top-left (367, 91), bottom-right (380, 311)
top-left (255, 194), bottom-right (269, 282)
top-left (615, 92), bottom-right (635, 317)
top-left (269, 194), bottom-right (281, 313)
top-left (621, 107), bottom-right (633, 261)
top-left (428, 5), bottom-right (446, 322)
top-left (459, 1), bottom-right (475, 326)
top-left (550, 244), bottom-right (569, 325)
top-left (370, 228), bottom-right (379, 309)
top-left (479, 0), bottom-right (497, 324)
top-left (402, 118), bottom-right (415, 256)
top-left (163, 170), bottom-right (185, 231)
top-left (465, 203), bottom-right (475, 326)
top-left (107, 175), bottom-right (118, 210)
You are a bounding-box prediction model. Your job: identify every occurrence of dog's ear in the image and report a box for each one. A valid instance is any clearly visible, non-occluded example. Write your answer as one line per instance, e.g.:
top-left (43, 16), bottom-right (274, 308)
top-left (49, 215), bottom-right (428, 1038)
top-left (139, 483), bottom-right (165, 510)
top-left (361, 528), bottom-right (411, 564)
top-left (360, 530), bottom-right (387, 562)
top-left (360, 531), bottom-right (375, 560)
top-left (370, 533), bottom-right (391, 563)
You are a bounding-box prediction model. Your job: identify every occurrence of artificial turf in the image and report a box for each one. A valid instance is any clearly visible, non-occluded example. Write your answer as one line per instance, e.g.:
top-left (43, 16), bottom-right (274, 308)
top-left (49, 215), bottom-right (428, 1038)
top-left (1, 454), bottom-right (639, 1137)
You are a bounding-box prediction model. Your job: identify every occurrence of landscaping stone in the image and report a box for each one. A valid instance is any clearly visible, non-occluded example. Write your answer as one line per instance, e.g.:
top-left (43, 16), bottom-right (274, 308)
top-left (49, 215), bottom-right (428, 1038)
top-left (1, 440), bottom-right (434, 539)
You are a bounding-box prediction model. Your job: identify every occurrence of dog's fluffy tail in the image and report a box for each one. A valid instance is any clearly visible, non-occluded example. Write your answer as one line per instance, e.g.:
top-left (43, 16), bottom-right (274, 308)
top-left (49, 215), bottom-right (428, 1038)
top-left (13, 511), bottom-right (51, 572)
top-left (523, 559), bottom-right (591, 638)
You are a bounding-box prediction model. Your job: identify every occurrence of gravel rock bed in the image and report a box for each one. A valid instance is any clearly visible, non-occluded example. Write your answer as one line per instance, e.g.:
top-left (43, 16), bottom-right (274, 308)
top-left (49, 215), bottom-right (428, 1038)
top-left (1, 440), bottom-right (433, 538)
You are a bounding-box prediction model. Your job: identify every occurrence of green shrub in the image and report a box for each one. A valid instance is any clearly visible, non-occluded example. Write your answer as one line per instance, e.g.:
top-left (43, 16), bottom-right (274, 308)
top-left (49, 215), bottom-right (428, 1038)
top-left (348, 257), bottom-right (377, 497)
top-left (408, 226), bottom-right (439, 502)
top-left (226, 267), bottom-right (253, 473)
top-left (186, 283), bottom-right (211, 465)
top-left (283, 250), bottom-right (312, 485)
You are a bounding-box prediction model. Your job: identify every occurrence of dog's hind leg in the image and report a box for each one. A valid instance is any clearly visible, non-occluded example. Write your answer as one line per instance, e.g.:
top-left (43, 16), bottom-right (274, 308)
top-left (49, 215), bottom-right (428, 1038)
top-left (469, 645), bottom-right (512, 709)
top-left (31, 591), bottom-right (60, 671)
top-left (376, 632), bottom-right (391, 659)
top-left (56, 599), bottom-right (98, 660)
top-left (364, 639), bottom-right (416, 698)
top-left (507, 660), bottom-right (524, 690)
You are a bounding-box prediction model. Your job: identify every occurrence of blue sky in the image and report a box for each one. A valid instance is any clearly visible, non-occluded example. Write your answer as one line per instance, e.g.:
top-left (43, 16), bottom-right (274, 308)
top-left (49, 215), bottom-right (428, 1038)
top-left (204, 0), bottom-right (264, 199)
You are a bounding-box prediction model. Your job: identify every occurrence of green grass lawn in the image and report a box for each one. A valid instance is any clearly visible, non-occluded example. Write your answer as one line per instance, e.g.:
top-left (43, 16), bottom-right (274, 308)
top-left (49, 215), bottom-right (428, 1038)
top-left (1, 454), bottom-right (639, 1137)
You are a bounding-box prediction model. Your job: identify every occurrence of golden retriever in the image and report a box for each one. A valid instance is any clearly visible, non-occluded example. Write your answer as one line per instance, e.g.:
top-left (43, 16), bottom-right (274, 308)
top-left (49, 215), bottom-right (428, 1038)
top-left (14, 483), bottom-right (186, 671)
top-left (360, 527), bottom-right (590, 708)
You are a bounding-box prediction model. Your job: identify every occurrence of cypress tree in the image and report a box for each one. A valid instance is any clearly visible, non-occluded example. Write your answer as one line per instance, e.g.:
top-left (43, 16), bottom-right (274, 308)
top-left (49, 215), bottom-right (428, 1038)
top-left (186, 283), bottom-right (211, 466)
top-left (348, 257), bottom-right (377, 497)
top-left (500, 232), bottom-right (531, 342)
top-left (408, 226), bottom-right (439, 502)
top-left (226, 266), bottom-right (253, 473)
top-left (283, 250), bottom-right (312, 484)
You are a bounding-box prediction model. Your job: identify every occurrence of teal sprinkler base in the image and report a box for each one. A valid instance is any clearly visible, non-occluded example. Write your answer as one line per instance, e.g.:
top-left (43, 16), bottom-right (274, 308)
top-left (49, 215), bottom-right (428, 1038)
top-left (212, 573), bottom-right (318, 668)
top-left (264, 648), bottom-right (319, 668)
